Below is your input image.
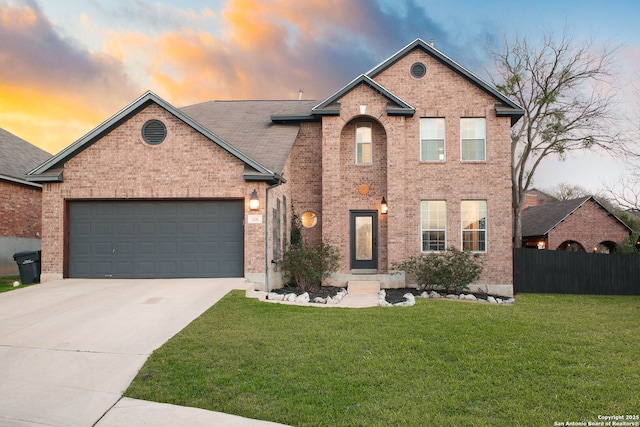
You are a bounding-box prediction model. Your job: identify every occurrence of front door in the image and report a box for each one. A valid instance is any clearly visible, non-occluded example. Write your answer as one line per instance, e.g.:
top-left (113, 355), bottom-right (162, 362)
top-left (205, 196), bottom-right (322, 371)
top-left (350, 210), bottom-right (378, 271)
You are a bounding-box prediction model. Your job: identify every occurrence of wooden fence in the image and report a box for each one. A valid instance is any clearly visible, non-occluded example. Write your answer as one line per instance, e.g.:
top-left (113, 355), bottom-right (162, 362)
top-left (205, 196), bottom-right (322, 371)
top-left (513, 248), bottom-right (640, 295)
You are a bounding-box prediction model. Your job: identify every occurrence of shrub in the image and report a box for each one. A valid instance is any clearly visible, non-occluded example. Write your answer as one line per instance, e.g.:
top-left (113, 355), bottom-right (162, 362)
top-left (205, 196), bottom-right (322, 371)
top-left (279, 241), bottom-right (340, 293)
top-left (616, 233), bottom-right (640, 254)
top-left (392, 247), bottom-right (483, 294)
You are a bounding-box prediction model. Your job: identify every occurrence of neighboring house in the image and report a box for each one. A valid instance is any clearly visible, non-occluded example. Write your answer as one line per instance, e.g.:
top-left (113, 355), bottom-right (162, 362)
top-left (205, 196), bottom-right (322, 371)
top-left (0, 128), bottom-right (52, 275)
top-left (27, 38), bottom-right (523, 296)
top-left (521, 196), bottom-right (632, 252)
top-left (522, 188), bottom-right (557, 210)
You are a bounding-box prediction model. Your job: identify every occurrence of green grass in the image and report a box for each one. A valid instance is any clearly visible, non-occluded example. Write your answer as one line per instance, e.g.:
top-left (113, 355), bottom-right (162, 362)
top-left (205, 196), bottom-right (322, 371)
top-left (126, 292), bottom-right (640, 426)
top-left (0, 275), bottom-right (34, 293)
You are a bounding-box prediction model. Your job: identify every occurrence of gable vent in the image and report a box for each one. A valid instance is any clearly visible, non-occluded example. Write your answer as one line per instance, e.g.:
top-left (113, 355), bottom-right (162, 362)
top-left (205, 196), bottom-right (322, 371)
top-left (142, 120), bottom-right (167, 145)
top-left (411, 62), bottom-right (426, 78)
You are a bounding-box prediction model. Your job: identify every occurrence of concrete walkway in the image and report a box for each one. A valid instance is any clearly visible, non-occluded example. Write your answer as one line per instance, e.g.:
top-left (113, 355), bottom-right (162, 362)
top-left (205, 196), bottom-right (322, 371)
top-left (0, 278), bottom-right (290, 427)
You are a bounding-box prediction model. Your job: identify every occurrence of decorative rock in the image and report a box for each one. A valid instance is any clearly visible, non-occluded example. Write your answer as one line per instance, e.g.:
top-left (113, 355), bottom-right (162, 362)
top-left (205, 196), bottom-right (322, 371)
top-left (446, 294), bottom-right (458, 299)
top-left (295, 292), bottom-right (310, 303)
top-left (313, 297), bottom-right (326, 304)
top-left (505, 298), bottom-right (515, 304)
top-left (464, 294), bottom-right (477, 301)
top-left (419, 291), bottom-right (429, 299)
top-left (13, 281), bottom-right (20, 287)
top-left (487, 296), bottom-right (497, 304)
top-left (267, 292), bottom-right (284, 301)
top-left (327, 296), bottom-right (340, 304)
top-left (394, 293), bottom-right (416, 307)
top-left (285, 293), bottom-right (297, 302)
top-left (497, 298), bottom-right (504, 304)
top-left (429, 291), bottom-right (441, 299)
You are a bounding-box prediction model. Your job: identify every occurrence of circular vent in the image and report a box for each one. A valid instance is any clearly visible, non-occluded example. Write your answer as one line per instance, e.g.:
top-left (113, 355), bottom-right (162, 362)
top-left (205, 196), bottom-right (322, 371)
top-left (142, 120), bottom-right (167, 145)
top-left (411, 62), bottom-right (427, 78)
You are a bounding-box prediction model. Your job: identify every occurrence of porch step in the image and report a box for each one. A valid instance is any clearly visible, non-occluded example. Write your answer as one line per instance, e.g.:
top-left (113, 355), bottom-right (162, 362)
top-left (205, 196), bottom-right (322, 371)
top-left (347, 281), bottom-right (381, 295)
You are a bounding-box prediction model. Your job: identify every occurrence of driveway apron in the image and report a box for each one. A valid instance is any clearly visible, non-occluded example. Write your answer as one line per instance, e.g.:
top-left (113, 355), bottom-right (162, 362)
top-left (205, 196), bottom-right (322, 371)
top-left (0, 278), bottom-right (246, 427)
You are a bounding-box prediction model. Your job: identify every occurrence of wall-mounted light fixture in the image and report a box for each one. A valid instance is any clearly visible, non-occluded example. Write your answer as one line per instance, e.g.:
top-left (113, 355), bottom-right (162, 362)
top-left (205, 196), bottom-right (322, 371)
top-left (249, 189), bottom-right (260, 211)
top-left (380, 197), bottom-right (388, 214)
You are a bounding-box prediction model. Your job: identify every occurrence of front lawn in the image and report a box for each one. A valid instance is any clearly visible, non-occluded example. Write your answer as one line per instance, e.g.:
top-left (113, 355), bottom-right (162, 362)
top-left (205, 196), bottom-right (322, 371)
top-left (126, 292), bottom-right (640, 426)
top-left (0, 275), bottom-right (33, 293)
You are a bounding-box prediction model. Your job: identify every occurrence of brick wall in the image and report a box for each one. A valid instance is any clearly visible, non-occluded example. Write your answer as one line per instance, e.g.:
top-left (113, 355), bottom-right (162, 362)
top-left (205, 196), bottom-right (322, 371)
top-left (548, 199), bottom-right (631, 251)
top-left (41, 104), bottom-right (266, 280)
top-left (290, 47), bottom-right (514, 294)
top-left (0, 180), bottom-right (42, 238)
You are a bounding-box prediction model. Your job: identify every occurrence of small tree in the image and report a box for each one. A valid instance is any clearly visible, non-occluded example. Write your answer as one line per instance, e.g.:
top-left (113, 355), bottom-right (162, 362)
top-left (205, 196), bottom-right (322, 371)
top-left (392, 247), bottom-right (483, 295)
top-left (279, 240), bottom-right (339, 293)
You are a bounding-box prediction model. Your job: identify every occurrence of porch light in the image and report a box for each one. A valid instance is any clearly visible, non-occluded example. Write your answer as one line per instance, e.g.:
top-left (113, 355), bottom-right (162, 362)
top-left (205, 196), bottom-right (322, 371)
top-left (249, 189), bottom-right (260, 211)
top-left (380, 197), bottom-right (388, 214)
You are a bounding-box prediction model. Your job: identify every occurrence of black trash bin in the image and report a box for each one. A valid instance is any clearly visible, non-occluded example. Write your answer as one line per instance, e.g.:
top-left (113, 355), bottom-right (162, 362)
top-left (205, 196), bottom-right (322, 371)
top-left (13, 250), bottom-right (41, 285)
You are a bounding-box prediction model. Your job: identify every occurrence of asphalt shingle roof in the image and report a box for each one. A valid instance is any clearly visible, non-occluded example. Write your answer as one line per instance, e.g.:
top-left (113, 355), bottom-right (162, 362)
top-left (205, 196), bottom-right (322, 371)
top-left (521, 196), bottom-right (593, 237)
top-left (0, 128), bottom-right (52, 180)
top-left (180, 100), bottom-right (318, 174)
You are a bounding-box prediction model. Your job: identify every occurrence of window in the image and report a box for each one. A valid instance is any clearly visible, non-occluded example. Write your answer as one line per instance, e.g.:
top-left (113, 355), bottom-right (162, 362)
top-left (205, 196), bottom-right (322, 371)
top-left (356, 123), bottom-right (372, 164)
top-left (420, 118), bottom-right (445, 161)
top-left (421, 201), bottom-right (446, 252)
top-left (461, 200), bottom-right (487, 252)
top-left (460, 118), bottom-right (486, 161)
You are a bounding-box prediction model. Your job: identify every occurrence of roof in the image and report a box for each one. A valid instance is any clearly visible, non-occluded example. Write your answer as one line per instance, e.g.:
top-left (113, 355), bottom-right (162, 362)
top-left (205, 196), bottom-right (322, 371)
top-left (366, 38), bottom-right (524, 126)
top-left (312, 74), bottom-right (415, 117)
top-left (522, 196), bottom-right (633, 237)
top-left (180, 100), bottom-right (318, 175)
top-left (0, 128), bottom-right (52, 183)
top-left (27, 91), bottom-right (283, 183)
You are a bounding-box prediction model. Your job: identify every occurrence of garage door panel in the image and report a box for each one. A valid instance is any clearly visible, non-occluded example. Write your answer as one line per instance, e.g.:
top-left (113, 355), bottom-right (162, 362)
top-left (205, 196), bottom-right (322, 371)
top-left (69, 200), bottom-right (244, 278)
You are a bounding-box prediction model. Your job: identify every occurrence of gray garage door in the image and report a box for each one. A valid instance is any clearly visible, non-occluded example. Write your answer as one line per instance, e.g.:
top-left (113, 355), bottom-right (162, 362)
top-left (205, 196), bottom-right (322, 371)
top-left (69, 200), bottom-right (244, 278)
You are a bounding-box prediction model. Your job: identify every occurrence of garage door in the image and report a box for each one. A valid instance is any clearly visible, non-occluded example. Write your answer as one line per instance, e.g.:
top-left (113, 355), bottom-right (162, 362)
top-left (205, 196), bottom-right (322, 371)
top-left (68, 200), bottom-right (244, 278)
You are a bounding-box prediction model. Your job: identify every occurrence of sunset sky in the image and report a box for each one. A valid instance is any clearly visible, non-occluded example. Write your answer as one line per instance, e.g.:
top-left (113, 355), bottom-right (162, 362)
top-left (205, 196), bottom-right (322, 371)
top-left (0, 0), bottom-right (638, 193)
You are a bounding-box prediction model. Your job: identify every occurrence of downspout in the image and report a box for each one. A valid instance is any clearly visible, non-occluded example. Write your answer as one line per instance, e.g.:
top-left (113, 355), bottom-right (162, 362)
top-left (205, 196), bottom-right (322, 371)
top-left (265, 174), bottom-right (285, 292)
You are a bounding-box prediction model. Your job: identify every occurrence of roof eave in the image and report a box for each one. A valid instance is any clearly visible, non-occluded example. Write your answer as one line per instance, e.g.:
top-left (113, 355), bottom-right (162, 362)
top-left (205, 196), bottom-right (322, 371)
top-left (28, 91), bottom-right (275, 179)
top-left (1, 173), bottom-right (44, 187)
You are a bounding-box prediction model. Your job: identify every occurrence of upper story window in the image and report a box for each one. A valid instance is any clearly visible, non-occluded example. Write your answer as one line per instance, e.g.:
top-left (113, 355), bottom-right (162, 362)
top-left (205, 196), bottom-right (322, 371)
top-left (420, 118), bottom-right (445, 161)
top-left (421, 200), bottom-right (446, 252)
top-left (356, 122), bottom-right (372, 165)
top-left (461, 200), bottom-right (487, 252)
top-left (460, 118), bottom-right (486, 161)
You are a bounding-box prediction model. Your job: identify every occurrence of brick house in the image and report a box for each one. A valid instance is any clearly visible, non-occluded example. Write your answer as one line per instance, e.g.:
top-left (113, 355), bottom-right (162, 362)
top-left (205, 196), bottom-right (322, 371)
top-left (27, 39), bottom-right (522, 296)
top-left (0, 128), bottom-right (52, 275)
top-left (522, 196), bottom-right (632, 253)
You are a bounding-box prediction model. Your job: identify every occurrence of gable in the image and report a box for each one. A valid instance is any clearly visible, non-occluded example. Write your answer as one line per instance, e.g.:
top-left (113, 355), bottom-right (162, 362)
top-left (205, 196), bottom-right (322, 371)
top-left (312, 74), bottom-right (415, 117)
top-left (27, 91), bottom-right (277, 183)
top-left (522, 196), bottom-right (633, 237)
top-left (366, 39), bottom-right (523, 125)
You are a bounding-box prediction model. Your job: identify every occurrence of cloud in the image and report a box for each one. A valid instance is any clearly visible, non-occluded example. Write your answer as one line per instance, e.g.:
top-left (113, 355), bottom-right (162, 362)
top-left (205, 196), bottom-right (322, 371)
top-left (0, 0), bottom-right (140, 152)
top-left (101, 0), bottom-right (483, 105)
top-left (0, 0), bottom-right (498, 153)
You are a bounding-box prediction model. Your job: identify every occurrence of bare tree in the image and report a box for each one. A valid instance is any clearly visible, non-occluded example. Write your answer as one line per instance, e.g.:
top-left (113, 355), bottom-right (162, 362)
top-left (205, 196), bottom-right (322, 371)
top-left (546, 182), bottom-right (591, 201)
top-left (491, 32), bottom-right (621, 247)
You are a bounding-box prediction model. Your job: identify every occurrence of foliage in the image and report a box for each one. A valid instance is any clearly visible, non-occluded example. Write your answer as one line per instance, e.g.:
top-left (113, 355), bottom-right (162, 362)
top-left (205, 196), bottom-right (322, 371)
top-left (491, 32), bottom-right (619, 247)
top-left (279, 240), bottom-right (339, 292)
top-left (0, 276), bottom-right (34, 293)
top-left (616, 233), bottom-right (640, 254)
top-left (290, 206), bottom-right (302, 245)
top-left (392, 247), bottom-right (483, 294)
top-left (127, 292), bottom-right (640, 427)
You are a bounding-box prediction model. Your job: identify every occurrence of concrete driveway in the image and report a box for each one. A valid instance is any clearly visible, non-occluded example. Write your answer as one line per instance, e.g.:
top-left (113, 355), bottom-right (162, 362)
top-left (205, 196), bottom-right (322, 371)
top-left (0, 278), bottom-right (251, 427)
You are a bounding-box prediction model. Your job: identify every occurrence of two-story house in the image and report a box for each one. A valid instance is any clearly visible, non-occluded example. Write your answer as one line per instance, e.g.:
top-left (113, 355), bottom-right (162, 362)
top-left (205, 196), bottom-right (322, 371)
top-left (27, 39), bottom-right (522, 297)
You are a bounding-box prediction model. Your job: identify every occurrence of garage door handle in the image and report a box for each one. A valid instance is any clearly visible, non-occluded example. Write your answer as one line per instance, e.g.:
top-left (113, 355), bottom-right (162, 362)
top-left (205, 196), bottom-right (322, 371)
top-left (112, 249), bottom-right (115, 254)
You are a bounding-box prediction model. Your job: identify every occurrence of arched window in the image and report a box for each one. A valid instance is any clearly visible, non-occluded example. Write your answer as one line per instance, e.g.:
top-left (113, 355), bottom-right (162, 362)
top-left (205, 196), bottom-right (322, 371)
top-left (556, 240), bottom-right (585, 252)
top-left (593, 241), bottom-right (616, 254)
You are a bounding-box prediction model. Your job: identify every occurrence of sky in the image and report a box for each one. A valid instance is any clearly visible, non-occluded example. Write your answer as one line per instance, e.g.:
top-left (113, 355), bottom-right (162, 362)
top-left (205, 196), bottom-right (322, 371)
top-left (0, 0), bottom-right (639, 194)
